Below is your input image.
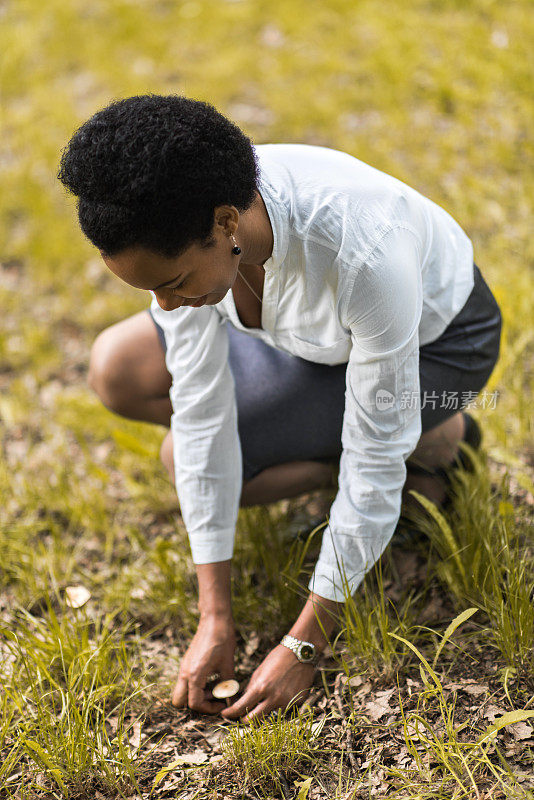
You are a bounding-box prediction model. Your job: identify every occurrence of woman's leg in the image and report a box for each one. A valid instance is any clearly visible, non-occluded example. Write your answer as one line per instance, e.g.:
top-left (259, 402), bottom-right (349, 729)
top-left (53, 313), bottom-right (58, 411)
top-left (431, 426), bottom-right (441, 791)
top-left (403, 263), bottom-right (502, 508)
top-left (160, 427), bottom-right (334, 505)
top-left (88, 310), bottom-right (173, 427)
top-left (221, 323), bottom-right (472, 508)
top-left (152, 310), bottom-right (491, 508)
top-left (87, 310), bottom-right (335, 503)
top-left (401, 412), bottom-right (466, 507)
top-left (162, 414), bottom-right (465, 507)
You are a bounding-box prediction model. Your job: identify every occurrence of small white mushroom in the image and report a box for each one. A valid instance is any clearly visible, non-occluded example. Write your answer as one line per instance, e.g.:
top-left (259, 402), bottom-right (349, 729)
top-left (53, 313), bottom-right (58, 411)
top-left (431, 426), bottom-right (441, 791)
top-left (212, 679), bottom-right (240, 705)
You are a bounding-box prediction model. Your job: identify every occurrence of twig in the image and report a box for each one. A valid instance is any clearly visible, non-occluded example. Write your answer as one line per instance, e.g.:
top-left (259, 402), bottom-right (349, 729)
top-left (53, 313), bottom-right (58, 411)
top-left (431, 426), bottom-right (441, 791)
top-left (301, 687), bottom-right (325, 710)
top-left (334, 672), bottom-right (359, 773)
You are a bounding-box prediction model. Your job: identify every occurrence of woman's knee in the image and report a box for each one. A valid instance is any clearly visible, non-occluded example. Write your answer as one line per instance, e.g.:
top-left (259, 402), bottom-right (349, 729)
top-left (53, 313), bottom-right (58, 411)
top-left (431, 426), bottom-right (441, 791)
top-left (88, 327), bottom-right (133, 414)
top-left (88, 311), bottom-right (172, 419)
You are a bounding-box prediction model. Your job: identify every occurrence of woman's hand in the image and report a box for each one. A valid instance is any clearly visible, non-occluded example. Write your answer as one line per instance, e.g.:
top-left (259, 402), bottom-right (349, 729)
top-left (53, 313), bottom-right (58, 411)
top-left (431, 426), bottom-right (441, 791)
top-left (171, 613), bottom-right (236, 714)
top-left (221, 644), bottom-right (315, 722)
top-left (221, 591), bottom-right (341, 722)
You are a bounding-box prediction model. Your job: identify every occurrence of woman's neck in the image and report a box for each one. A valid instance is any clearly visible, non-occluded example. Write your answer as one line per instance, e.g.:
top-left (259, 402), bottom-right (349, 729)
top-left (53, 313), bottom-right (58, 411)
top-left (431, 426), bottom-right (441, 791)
top-left (237, 191), bottom-right (274, 268)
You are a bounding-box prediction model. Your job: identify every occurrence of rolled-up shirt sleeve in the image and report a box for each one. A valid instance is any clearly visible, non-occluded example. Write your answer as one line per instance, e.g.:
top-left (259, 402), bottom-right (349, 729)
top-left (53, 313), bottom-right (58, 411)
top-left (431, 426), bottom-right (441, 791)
top-left (149, 294), bottom-right (242, 564)
top-left (308, 226), bottom-right (424, 601)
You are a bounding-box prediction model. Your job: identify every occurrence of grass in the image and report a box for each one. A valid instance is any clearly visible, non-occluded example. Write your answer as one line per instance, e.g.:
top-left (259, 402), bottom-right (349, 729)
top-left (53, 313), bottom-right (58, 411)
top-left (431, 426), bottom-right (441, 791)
top-left (334, 557), bottom-right (423, 681)
top-left (1, 600), bottom-right (154, 796)
top-left (405, 450), bottom-right (534, 683)
top-left (220, 707), bottom-right (327, 794)
top-left (232, 504), bottom-right (324, 633)
top-left (1, 0), bottom-right (533, 796)
top-left (378, 637), bottom-right (534, 799)
top-left (326, 614), bottom-right (534, 800)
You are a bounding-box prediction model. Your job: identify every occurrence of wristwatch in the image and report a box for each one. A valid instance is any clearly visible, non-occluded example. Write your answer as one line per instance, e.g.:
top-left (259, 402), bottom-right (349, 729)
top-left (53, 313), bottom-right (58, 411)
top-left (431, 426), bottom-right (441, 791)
top-left (280, 634), bottom-right (320, 666)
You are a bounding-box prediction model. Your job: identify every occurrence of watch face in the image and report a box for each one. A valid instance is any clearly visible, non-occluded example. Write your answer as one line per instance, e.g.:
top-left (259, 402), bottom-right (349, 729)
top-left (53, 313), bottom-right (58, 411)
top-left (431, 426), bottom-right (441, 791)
top-left (299, 643), bottom-right (315, 661)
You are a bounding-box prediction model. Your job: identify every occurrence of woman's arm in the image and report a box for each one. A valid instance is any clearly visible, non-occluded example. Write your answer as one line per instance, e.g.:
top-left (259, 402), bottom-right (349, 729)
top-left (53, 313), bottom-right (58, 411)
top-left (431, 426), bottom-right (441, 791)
top-left (150, 295), bottom-right (242, 566)
top-left (197, 561), bottom-right (233, 618)
top-left (309, 224), bottom-right (424, 601)
top-left (149, 297), bottom-right (243, 712)
top-left (288, 592), bottom-right (342, 649)
top-left (172, 561), bottom-right (237, 714)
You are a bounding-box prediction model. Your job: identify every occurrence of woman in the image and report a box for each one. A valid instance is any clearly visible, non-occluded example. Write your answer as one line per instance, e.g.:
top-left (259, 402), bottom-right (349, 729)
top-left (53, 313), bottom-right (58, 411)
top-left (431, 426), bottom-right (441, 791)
top-left (58, 94), bottom-right (502, 722)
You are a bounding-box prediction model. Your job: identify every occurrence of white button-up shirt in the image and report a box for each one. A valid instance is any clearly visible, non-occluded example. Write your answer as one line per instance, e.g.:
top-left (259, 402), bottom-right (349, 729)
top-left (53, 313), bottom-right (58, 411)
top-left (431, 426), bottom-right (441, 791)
top-left (150, 143), bottom-right (474, 602)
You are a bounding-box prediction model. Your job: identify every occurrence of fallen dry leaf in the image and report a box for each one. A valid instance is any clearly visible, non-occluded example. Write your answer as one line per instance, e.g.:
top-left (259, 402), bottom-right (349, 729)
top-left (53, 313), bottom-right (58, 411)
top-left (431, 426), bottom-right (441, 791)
top-left (65, 585), bottom-right (91, 608)
top-left (154, 749), bottom-right (209, 785)
top-left (483, 704), bottom-right (506, 722)
top-left (160, 777), bottom-right (182, 791)
top-left (171, 751), bottom-right (208, 765)
top-left (107, 715), bottom-right (120, 733)
top-left (202, 724), bottom-right (226, 748)
top-left (505, 740), bottom-right (528, 757)
top-left (444, 680), bottom-right (488, 696)
top-left (181, 719), bottom-right (201, 732)
top-left (463, 683), bottom-right (489, 697)
top-left (353, 681), bottom-right (372, 696)
top-left (365, 688), bottom-right (396, 722)
top-left (509, 721), bottom-right (534, 740)
top-left (340, 674), bottom-right (364, 688)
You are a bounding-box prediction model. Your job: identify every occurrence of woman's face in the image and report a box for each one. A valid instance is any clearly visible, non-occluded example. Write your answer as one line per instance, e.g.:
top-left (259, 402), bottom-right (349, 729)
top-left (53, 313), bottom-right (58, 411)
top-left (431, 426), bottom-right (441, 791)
top-left (101, 233), bottom-right (239, 312)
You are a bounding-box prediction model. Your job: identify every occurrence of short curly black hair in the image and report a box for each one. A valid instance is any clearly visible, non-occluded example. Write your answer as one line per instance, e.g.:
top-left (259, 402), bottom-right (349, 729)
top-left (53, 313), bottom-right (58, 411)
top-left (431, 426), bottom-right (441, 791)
top-left (57, 94), bottom-right (260, 258)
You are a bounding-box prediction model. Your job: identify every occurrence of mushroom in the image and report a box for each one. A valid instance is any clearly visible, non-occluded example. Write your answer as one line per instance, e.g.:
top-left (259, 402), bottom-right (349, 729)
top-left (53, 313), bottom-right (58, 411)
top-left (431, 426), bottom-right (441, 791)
top-left (212, 679), bottom-right (240, 705)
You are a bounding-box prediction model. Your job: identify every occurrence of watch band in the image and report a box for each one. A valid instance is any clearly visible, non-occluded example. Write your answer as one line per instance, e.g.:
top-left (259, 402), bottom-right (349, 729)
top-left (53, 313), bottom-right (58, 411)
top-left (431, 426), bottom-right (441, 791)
top-left (280, 634), bottom-right (320, 666)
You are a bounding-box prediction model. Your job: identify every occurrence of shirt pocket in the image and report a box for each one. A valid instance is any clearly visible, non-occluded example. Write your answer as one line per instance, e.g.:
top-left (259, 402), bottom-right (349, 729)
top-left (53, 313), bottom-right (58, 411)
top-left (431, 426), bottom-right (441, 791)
top-left (288, 333), bottom-right (351, 365)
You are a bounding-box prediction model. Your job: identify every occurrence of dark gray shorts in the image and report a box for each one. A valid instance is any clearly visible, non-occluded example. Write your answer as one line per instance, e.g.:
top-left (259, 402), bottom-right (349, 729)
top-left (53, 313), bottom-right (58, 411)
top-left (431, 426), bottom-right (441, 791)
top-left (149, 263), bottom-right (502, 480)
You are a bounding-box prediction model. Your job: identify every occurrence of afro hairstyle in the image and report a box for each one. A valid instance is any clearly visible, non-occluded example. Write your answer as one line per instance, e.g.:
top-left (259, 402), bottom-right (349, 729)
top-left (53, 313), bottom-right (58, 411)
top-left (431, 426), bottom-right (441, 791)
top-left (57, 94), bottom-right (260, 257)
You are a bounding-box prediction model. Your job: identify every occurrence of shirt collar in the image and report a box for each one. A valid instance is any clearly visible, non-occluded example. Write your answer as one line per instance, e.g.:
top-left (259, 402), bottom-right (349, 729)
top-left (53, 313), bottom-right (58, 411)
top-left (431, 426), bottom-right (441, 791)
top-left (257, 171), bottom-right (290, 272)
